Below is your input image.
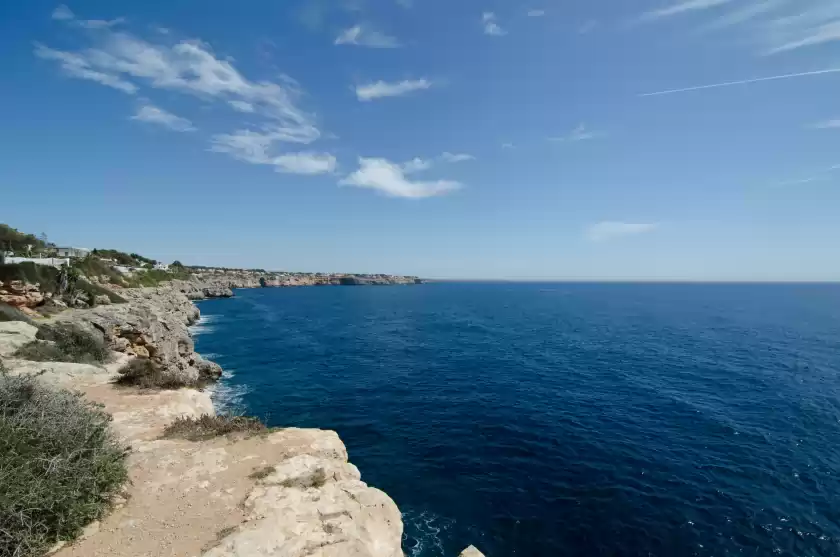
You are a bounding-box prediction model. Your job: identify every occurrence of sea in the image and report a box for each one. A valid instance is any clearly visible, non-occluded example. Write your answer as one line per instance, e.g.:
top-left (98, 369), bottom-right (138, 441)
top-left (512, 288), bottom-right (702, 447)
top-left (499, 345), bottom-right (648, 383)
top-left (191, 282), bottom-right (840, 557)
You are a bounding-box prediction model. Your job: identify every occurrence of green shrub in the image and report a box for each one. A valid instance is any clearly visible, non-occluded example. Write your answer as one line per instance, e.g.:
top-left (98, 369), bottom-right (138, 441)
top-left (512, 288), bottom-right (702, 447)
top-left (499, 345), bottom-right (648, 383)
top-left (0, 263), bottom-right (60, 295)
top-left (33, 323), bottom-right (109, 365)
top-left (162, 414), bottom-right (267, 441)
top-left (115, 358), bottom-right (197, 389)
top-left (0, 374), bottom-right (128, 557)
top-left (13, 341), bottom-right (67, 363)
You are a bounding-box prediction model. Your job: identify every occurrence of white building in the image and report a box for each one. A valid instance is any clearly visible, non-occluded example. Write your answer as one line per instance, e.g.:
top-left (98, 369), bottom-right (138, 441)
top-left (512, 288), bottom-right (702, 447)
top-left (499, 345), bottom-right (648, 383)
top-left (56, 247), bottom-right (91, 258)
top-left (154, 263), bottom-right (170, 271)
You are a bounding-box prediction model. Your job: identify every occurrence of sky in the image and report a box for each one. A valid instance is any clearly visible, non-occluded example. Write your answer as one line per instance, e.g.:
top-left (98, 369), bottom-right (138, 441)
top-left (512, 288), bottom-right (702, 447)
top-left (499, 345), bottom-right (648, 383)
top-left (1, 0), bottom-right (839, 280)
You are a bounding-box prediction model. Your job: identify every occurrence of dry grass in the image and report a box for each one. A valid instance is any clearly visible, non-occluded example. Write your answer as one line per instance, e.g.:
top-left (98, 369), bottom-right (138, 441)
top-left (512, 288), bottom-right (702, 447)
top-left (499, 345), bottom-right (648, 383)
top-left (162, 414), bottom-right (267, 442)
top-left (248, 466), bottom-right (275, 480)
top-left (0, 374), bottom-right (128, 557)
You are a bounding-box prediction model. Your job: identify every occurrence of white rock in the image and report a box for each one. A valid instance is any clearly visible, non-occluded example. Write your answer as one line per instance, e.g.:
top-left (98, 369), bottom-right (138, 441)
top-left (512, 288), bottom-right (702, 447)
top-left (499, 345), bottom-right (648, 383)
top-left (0, 321), bottom-right (39, 357)
top-left (459, 546), bottom-right (486, 557)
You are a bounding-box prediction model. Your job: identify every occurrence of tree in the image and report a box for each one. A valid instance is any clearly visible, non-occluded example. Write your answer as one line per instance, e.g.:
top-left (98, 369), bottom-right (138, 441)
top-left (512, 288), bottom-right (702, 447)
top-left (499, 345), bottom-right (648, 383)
top-left (172, 260), bottom-right (184, 268)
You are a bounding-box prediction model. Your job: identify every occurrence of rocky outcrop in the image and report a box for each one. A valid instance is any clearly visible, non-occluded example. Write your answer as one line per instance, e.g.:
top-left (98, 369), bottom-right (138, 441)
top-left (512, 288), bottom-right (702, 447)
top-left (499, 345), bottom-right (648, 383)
top-left (459, 546), bottom-right (486, 557)
top-left (0, 321), bottom-right (39, 357)
top-left (47, 284), bottom-right (217, 384)
top-left (0, 280), bottom-right (45, 314)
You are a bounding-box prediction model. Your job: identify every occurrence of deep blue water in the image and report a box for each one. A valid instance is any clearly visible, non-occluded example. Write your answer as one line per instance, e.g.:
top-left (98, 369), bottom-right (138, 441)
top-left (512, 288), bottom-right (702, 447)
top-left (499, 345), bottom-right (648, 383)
top-left (192, 283), bottom-right (840, 557)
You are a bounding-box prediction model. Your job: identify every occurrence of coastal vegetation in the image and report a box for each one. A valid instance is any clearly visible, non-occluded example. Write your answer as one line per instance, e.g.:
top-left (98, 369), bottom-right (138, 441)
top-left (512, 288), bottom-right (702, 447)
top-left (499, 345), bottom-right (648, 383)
top-left (162, 413), bottom-right (267, 441)
top-left (15, 323), bottom-right (109, 365)
top-left (115, 357), bottom-right (202, 389)
top-left (0, 373), bottom-right (128, 557)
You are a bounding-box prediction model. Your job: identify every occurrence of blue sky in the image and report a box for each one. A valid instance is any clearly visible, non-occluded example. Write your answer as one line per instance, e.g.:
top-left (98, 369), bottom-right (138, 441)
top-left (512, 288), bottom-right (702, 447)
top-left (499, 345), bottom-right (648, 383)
top-left (1, 0), bottom-right (839, 280)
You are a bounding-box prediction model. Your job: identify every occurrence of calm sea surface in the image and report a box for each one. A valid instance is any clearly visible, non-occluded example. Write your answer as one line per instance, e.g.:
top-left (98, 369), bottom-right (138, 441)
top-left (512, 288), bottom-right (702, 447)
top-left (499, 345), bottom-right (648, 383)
top-left (192, 283), bottom-right (840, 557)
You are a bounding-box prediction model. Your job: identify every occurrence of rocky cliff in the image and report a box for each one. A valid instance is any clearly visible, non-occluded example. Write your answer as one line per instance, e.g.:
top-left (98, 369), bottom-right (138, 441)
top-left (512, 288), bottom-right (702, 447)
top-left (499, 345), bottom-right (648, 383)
top-left (0, 278), bottom-right (481, 557)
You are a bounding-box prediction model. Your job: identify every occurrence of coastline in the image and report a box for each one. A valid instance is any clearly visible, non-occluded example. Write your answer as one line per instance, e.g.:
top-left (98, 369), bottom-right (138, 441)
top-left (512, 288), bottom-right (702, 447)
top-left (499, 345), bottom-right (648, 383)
top-left (1, 276), bottom-right (480, 557)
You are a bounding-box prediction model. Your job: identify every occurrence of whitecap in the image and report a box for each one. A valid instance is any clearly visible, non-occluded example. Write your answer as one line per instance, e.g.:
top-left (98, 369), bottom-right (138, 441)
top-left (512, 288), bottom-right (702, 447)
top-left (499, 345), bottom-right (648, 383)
top-left (401, 509), bottom-right (455, 557)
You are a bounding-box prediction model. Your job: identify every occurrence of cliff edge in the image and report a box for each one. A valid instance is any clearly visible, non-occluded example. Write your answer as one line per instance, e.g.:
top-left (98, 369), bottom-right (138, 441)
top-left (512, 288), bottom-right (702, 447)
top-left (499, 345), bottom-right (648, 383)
top-left (0, 279), bottom-right (481, 557)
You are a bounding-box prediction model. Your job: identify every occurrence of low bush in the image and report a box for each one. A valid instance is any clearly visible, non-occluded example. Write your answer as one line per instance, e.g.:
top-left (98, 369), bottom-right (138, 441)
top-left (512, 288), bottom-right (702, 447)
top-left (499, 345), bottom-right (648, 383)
top-left (13, 341), bottom-right (67, 363)
top-left (0, 374), bottom-right (128, 557)
top-left (162, 414), bottom-right (267, 441)
top-left (114, 358), bottom-right (198, 389)
top-left (33, 323), bottom-right (109, 365)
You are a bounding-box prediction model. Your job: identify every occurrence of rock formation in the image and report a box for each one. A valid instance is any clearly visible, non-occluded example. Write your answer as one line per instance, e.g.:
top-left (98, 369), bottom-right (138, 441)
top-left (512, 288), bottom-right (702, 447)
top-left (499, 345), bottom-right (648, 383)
top-left (0, 274), bottom-right (479, 557)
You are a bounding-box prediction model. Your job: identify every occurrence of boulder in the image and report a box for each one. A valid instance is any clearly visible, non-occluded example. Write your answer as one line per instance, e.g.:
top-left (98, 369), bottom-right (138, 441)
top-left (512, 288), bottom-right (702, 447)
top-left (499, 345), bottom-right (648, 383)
top-left (94, 294), bottom-right (112, 306)
top-left (0, 321), bottom-right (39, 357)
top-left (459, 546), bottom-right (485, 557)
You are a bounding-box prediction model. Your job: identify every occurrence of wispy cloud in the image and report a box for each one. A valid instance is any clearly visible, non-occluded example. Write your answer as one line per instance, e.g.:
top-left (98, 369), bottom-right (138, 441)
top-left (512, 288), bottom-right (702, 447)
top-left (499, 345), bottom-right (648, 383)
top-left (131, 104), bottom-right (195, 132)
top-left (527, 9), bottom-right (546, 17)
top-left (34, 43), bottom-right (138, 93)
top-left (578, 20), bottom-right (598, 34)
top-left (38, 12), bottom-right (333, 176)
top-left (482, 12), bottom-right (507, 36)
top-left (335, 25), bottom-right (401, 48)
top-left (642, 0), bottom-right (735, 20)
top-left (51, 4), bottom-right (124, 29)
top-left (501, 142), bottom-right (516, 149)
top-left (400, 152), bottom-right (475, 173)
top-left (340, 158), bottom-right (461, 198)
top-left (355, 79), bottom-right (432, 101)
top-left (548, 124), bottom-right (604, 142)
top-left (811, 118), bottom-right (840, 129)
top-left (640, 67), bottom-right (840, 96)
top-left (586, 222), bottom-right (658, 242)
top-left (441, 152), bottom-right (475, 163)
top-left (51, 5), bottom-right (74, 21)
top-left (767, 20), bottom-right (840, 54)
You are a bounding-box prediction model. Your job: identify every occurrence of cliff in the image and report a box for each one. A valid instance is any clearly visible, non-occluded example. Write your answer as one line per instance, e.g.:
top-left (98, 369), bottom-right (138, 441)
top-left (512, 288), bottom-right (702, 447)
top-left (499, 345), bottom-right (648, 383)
top-left (0, 279), bottom-right (480, 557)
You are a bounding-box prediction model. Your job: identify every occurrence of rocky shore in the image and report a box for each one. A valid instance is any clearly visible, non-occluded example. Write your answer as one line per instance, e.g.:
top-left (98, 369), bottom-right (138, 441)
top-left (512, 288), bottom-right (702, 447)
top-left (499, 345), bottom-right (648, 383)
top-left (0, 277), bottom-right (482, 557)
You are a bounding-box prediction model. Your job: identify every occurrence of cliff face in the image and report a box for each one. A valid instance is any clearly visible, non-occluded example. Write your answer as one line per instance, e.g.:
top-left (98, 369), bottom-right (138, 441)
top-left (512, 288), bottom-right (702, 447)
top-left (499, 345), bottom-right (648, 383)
top-left (1, 277), bottom-right (482, 557)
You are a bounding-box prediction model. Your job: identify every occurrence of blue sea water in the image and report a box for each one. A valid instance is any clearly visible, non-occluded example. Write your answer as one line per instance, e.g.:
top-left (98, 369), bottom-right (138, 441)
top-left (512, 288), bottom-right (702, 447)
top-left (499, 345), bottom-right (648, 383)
top-left (192, 283), bottom-right (840, 557)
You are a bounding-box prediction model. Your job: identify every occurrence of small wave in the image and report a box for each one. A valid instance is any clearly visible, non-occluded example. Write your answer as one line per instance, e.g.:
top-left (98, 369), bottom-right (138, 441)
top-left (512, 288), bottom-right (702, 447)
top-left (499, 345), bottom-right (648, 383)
top-left (206, 370), bottom-right (249, 414)
top-left (190, 314), bottom-right (221, 336)
top-left (402, 510), bottom-right (455, 557)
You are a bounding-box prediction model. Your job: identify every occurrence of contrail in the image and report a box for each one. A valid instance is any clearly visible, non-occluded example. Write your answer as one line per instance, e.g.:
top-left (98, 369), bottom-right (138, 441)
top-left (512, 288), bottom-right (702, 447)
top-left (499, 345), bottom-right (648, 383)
top-left (640, 68), bottom-right (840, 97)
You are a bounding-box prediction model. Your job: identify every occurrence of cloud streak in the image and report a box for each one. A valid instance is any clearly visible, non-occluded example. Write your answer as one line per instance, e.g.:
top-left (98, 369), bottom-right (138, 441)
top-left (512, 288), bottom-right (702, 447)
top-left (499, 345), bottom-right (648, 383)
top-left (586, 222), bottom-right (658, 242)
top-left (340, 158), bottom-right (461, 198)
top-left (548, 124), bottom-right (604, 142)
top-left (335, 25), bottom-right (401, 48)
top-left (642, 0), bottom-right (734, 20)
top-left (355, 79), bottom-right (432, 101)
top-left (482, 12), bottom-right (507, 36)
top-left (131, 104), bottom-right (195, 131)
top-left (640, 67), bottom-right (840, 96)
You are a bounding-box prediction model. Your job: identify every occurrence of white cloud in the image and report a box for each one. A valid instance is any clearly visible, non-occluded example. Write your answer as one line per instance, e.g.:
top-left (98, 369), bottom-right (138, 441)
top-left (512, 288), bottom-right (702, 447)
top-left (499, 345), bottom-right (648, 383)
top-left (400, 152), bottom-right (475, 173)
top-left (501, 142), bottom-right (515, 149)
top-left (229, 100), bottom-right (255, 112)
top-left (579, 20), bottom-right (598, 34)
top-left (527, 10), bottom-right (546, 17)
top-left (335, 25), bottom-right (400, 48)
top-left (131, 104), bottom-right (195, 131)
top-left (52, 5), bottom-right (74, 20)
top-left (50, 4), bottom-right (124, 29)
top-left (640, 67), bottom-right (840, 96)
top-left (35, 22), bottom-right (324, 175)
top-left (274, 152), bottom-right (337, 174)
top-left (340, 158), bottom-right (461, 198)
top-left (482, 12), bottom-right (507, 36)
top-left (768, 20), bottom-right (840, 54)
top-left (210, 130), bottom-right (335, 175)
top-left (643, 0), bottom-right (735, 20)
top-left (34, 43), bottom-right (138, 93)
top-left (812, 119), bottom-right (840, 129)
top-left (586, 222), bottom-right (658, 242)
top-left (549, 124), bottom-right (603, 142)
top-left (440, 152), bottom-right (475, 163)
top-left (401, 157), bottom-right (434, 173)
top-left (355, 79), bottom-right (432, 101)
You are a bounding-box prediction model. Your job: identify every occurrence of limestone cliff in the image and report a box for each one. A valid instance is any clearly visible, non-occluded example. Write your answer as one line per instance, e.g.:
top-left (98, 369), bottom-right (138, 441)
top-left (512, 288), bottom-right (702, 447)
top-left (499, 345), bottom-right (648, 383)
top-left (0, 278), bottom-right (480, 557)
